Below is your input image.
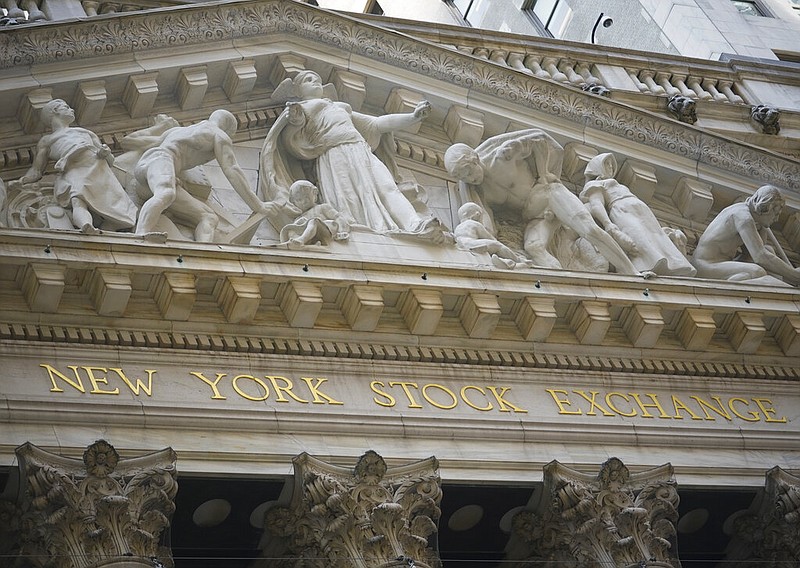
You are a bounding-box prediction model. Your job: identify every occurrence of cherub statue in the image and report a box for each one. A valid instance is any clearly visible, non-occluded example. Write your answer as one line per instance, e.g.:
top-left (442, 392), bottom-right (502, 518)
top-left (581, 153), bottom-right (696, 276)
top-left (10, 99), bottom-right (137, 234)
top-left (260, 70), bottom-right (442, 240)
top-left (692, 184), bottom-right (800, 286)
top-left (454, 202), bottom-right (530, 269)
top-left (279, 180), bottom-right (352, 249)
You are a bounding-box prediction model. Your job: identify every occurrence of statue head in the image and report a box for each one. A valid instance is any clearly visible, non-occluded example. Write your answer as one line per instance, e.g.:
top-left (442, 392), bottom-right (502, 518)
top-left (457, 202), bottom-right (484, 223)
top-left (584, 152), bottom-right (617, 181)
top-left (289, 180), bottom-right (319, 211)
top-left (292, 70), bottom-right (324, 100)
top-left (750, 104), bottom-right (781, 135)
top-left (40, 99), bottom-right (75, 127)
top-left (444, 143), bottom-right (484, 185)
top-left (667, 94), bottom-right (697, 124)
top-left (208, 109), bottom-right (238, 137)
top-left (747, 184), bottom-right (784, 226)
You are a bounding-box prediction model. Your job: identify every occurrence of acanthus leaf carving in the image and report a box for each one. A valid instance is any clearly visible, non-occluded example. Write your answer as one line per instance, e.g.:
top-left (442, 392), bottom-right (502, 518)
top-left (721, 466), bottom-right (800, 567)
top-left (259, 450), bottom-right (442, 568)
top-left (14, 440), bottom-right (178, 568)
top-left (508, 458), bottom-right (681, 568)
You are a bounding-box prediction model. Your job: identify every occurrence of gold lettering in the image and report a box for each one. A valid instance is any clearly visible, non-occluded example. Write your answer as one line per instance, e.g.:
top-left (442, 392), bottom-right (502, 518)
top-left (752, 398), bottom-right (787, 423)
top-left (232, 374), bottom-right (270, 402)
top-left (388, 382), bottom-right (423, 408)
top-left (266, 376), bottom-right (308, 404)
top-left (488, 387), bottom-right (527, 413)
top-left (670, 396), bottom-right (703, 420)
top-left (188, 372), bottom-right (227, 400)
top-left (41, 363), bottom-right (85, 393)
top-left (572, 390), bottom-right (615, 416)
top-left (728, 398), bottom-right (760, 422)
top-left (690, 396), bottom-right (732, 421)
top-left (605, 392), bottom-right (637, 417)
top-left (110, 368), bottom-right (155, 396)
top-left (370, 381), bottom-right (396, 407)
top-left (422, 384), bottom-right (458, 410)
top-left (301, 378), bottom-right (344, 405)
top-left (460, 386), bottom-right (493, 411)
top-left (629, 393), bottom-right (670, 419)
top-left (546, 389), bottom-right (582, 415)
top-left (83, 366), bottom-right (119, 395)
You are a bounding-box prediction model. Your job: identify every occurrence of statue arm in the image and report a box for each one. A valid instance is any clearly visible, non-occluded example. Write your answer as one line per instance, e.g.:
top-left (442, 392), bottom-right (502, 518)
top-left (362, 100), bottom-right (430, 134)
top-left (493, 132), bottom-right (563, 183)
top-left (86, 130), bottom-right (114, 165)
top-left (214, 135), bottom-right (272, 215)
top-left (581, 185), bottom-right (613, 229)
top-left (19, 137), bottom-right (51, 184)
top-left (737, 213), bottom-right (800, 284)
top-left (120, 116), bottom-right (178, 151)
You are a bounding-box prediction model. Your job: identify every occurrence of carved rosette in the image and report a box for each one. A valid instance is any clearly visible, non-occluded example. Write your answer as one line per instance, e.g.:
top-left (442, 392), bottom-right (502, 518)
top-left (14, 440), bottom-right (178, 568)
top-left (259, 450), bottom-right (442, 568)
top-left (508, 458), bottom-right (680, 568)
top-left (721, 466), bottom-right (800, 567)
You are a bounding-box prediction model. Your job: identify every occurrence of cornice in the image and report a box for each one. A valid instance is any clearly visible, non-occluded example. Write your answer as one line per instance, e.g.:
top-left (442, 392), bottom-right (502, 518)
top-left (0, 0), bottom-right (797, 191)
top-left (1, 230), bottom-right (799, 382)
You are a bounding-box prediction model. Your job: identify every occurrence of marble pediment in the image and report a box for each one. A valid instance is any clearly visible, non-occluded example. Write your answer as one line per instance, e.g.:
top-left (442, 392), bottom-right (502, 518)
top-left (0, 0), bottom-right (800, 368)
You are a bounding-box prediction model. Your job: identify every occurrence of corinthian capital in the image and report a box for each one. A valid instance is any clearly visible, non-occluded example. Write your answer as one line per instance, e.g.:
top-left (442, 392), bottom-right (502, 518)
top-left (508, 457), bottom-right (680, 568)
top-left (14, 440), bottom-right (178, 568)
top-left (721, 466), bottom-right (800, 567)
top-left (259, 450), bottom-right (442, 568)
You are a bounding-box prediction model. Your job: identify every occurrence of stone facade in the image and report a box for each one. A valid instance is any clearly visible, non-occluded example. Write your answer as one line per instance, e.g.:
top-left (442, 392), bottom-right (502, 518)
top-left (0, 0), bottom-right (799, 565)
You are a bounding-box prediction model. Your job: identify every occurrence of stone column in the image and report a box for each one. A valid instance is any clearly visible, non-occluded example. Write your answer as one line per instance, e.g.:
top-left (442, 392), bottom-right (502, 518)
top-left (258, 450), bottom-right (442, 568)
top-left (12, 440), bottom-right (178, 568)
top-left (508, 457), bottom-right (681, 568)
top-left (720, 466), bottom-right (800, 567)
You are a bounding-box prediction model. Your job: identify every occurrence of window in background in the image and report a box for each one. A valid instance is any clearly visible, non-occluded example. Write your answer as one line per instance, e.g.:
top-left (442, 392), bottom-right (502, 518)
top-left (451, 0), bottom-right (492, 26)
top-left (522, 0), bottom-right (573, 37)
top-left (731, 0), bottom-right (765, 16)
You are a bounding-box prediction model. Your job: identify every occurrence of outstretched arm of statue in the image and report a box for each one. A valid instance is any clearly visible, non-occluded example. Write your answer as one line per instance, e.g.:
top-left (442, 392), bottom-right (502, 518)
top-left (120, 115), bottom-right (179, 151)
top-left (215, 136), bottom-right (273, 217)
top-left (737, 214), bottom-right (800, 285)
top-left (369, 100), bottom-right (431, 133)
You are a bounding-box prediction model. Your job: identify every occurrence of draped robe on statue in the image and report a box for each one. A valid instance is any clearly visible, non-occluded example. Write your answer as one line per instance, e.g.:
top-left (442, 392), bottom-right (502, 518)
top-left (260, 98), bottom-right (427, 234)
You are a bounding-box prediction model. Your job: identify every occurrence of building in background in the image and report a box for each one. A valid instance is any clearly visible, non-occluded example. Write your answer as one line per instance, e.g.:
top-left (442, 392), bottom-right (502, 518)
top-left (321, 0), bottom-right (800, 64)
top-left (0, 0), bottom-right (799, 567)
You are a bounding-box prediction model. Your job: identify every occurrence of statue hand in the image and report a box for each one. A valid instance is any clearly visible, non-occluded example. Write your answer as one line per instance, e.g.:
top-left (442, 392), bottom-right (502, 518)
top-left (256, 200), bottom-right (280, 217)
top-left (608, 224), bottom-right (637, 253)
top-left (283, 202), bottom-right (303, 217)
top-left (287, 102), bottom-right (304, 125)
top-left (413, 100), bottom-right (431, 120)
top-left (334, 231), bottom-right (350, 241)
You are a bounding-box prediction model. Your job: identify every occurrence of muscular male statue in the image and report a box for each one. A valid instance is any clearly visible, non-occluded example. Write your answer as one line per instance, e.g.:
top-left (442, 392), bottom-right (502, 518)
top-left (131, 109), bottom-right (274, 241)
top-left (444, 130), bottom-right (643, 276)
top-left (692, 184), bottom-right (799, 286)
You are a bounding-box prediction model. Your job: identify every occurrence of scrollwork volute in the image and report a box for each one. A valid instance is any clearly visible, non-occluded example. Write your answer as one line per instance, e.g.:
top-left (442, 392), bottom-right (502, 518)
top-left (14, 440), bottom-right (178, 568)
top-left (509, 458), bottom-right (680, 568)
top-left (721, 466), bottom-right (800, 567)
top-left (259, 450), bottom-right (442, 568)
